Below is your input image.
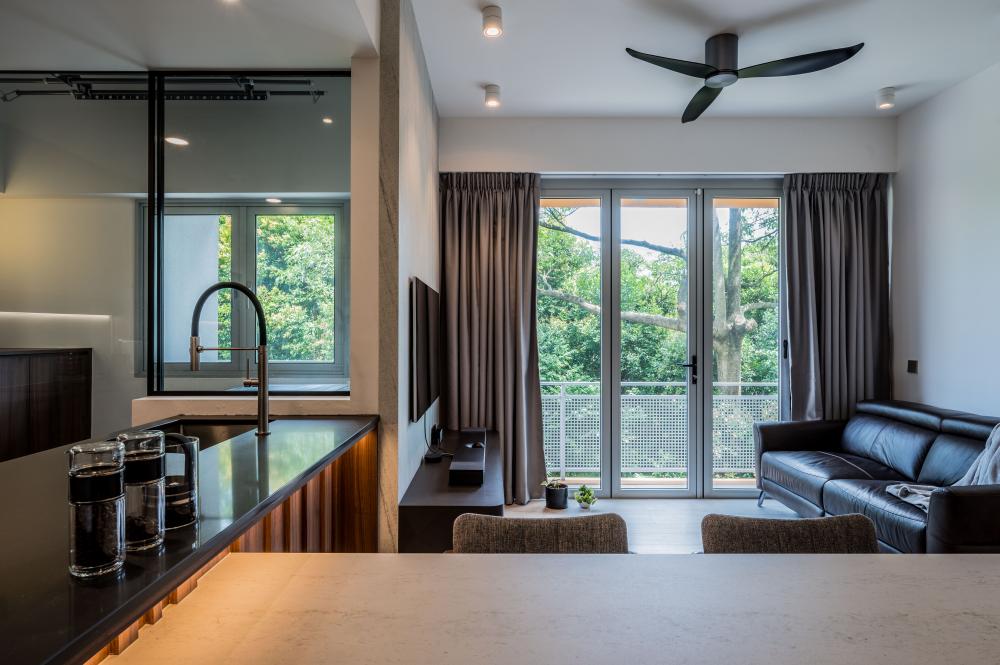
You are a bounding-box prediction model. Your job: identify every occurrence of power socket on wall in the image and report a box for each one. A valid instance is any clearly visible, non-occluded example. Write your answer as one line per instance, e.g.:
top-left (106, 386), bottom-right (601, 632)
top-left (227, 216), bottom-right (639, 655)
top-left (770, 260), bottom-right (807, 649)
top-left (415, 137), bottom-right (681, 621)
top-left (907, 360), bottom-right (919, 374)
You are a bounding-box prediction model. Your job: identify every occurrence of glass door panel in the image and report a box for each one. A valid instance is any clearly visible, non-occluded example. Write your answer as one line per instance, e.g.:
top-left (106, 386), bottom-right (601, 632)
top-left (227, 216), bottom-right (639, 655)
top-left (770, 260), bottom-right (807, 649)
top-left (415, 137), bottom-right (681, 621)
top-left (707, 196), bottom-right (781, 493)
top-left (615, 195), bottom-right (695, 494)
top-left (537, 196), bottom-right (607, 492)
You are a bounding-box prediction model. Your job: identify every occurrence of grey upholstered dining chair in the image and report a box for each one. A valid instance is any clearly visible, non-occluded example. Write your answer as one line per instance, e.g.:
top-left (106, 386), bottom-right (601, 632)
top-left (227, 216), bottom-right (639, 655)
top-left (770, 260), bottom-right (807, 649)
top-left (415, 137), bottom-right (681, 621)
top-left (451, 513), bottom-right (629, 553)
top-left (700, 513), bottom-right (879, 554)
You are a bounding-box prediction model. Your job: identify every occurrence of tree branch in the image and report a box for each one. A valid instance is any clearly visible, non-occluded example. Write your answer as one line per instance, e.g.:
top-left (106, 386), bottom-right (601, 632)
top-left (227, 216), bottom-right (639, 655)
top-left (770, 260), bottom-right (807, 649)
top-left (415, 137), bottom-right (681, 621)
top-left (539, 221), bottom-right (686, 260)
top-left (742, 301), bottom-right (777, 313)
top-left (538, 288), bottom-right (684, 332)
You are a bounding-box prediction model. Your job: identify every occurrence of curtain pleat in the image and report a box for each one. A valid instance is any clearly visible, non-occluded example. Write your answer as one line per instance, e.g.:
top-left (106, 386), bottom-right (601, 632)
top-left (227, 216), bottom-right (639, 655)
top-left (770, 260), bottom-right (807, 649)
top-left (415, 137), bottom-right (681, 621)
top-left (784, 173), bottom-right (891, 421)
top-left (440, 172), bottom-right (546, 504)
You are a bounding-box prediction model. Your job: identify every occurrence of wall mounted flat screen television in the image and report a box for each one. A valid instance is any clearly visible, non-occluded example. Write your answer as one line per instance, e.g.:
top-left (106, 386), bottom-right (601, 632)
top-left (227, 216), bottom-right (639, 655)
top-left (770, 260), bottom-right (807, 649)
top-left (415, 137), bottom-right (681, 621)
top-left (410, 277), bottom-right (440, 422)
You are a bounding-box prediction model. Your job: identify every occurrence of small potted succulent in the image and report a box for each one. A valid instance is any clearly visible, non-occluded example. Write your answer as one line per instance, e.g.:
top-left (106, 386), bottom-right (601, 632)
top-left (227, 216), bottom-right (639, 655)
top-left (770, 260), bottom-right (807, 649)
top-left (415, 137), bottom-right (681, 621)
top-left (574, 484), bottom-right (597, 510)
top-left (541, 478), bottom-right (569, 509)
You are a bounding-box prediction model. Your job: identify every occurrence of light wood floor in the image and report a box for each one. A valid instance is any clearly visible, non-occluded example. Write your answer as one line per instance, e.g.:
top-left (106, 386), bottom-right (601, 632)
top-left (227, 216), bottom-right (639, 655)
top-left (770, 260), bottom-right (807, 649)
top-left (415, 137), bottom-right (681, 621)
top-left (506, 498), bottom-right (797, 553)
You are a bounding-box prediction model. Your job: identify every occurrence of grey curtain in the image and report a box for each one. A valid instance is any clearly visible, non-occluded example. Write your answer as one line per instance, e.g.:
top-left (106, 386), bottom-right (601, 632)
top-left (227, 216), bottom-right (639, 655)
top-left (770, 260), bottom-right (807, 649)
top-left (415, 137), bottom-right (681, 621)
top-left (440, 172), bottom-right (546, 504)
top-left (784, 173), bottom-right (891, 421)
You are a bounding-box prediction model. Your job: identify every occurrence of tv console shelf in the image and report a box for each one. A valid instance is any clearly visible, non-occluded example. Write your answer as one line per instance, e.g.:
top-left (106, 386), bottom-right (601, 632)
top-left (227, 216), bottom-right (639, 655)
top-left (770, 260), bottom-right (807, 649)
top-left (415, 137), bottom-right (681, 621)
top-left (398, 429), bottom-right (504, 552)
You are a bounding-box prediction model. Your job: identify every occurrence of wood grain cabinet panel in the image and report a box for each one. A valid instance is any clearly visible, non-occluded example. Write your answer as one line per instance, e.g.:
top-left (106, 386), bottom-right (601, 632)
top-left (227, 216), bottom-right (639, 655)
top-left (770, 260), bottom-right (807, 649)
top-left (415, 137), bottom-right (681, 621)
top-left (0, 349), bottom-right (92, 462)
top-left (0, 356), bottom-right (31, 460)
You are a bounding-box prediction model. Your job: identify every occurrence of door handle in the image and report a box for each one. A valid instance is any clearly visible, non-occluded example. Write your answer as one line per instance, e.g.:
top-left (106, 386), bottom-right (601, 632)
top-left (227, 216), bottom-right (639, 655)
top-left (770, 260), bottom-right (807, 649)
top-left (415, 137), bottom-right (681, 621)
top-left (676, 355), bottom-right (698, 384)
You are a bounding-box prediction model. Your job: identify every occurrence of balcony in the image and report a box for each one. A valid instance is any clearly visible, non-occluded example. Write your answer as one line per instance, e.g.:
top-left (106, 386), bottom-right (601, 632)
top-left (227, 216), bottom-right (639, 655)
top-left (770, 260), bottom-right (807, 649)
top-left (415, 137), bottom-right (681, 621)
top-left (541, 381), bottom-right (780, 489)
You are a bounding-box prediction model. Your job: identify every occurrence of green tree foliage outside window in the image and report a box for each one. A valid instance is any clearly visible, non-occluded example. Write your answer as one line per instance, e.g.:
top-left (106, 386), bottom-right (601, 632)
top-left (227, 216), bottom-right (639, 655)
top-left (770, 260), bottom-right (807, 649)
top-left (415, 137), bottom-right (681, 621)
top-left (537, 206), bottom-right (779, 394)
top-left (217, 215), bottom-right (232, 360)
top-left (256, 214), bottom-right (336, 362)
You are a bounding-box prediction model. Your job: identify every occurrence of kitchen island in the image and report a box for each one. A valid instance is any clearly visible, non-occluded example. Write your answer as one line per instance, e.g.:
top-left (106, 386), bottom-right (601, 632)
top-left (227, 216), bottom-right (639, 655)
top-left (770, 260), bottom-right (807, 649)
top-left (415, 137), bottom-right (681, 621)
top-left (114, 552), bottom-right (1000, 665)
top-left (0, 415), bottom-right (378, 665)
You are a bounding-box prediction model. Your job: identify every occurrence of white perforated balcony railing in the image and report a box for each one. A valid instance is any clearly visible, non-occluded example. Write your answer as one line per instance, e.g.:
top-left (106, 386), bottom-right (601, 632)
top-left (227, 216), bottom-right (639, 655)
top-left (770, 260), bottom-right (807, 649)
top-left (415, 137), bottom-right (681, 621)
top-left (541, 381), bottom-right (780, 481)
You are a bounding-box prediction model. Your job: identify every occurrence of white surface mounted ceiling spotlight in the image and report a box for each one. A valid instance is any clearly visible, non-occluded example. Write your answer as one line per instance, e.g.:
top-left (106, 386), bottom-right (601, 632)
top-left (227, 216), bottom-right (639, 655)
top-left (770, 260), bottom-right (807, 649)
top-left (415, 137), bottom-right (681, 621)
top-left (876, 87), bottom-right (896, 110)
top-left (484, 84), bottom-right (501, 108)
top-left (482, 5), bottom-right (503, 38)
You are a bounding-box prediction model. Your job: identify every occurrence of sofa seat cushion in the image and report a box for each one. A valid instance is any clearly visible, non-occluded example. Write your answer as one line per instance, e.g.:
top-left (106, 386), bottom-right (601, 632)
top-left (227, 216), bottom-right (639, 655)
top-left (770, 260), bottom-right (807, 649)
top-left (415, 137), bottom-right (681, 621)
top-left (822, 479), bottom-right (928, 553)
top-left (760, 450), bottom-right (905, 507)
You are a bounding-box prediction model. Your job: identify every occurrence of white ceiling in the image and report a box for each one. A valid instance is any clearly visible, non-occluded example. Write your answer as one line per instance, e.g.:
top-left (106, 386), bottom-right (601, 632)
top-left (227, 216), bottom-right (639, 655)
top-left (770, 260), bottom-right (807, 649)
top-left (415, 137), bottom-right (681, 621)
top-left (411, 0), bottom-right (1000, 118)
top-left (0, 0), bottom-right (378, 70)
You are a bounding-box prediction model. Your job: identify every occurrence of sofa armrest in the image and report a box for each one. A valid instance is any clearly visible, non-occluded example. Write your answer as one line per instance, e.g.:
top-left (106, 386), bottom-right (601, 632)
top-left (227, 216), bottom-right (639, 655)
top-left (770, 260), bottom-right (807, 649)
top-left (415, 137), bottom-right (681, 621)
top-left (753, 420), bottom-right (847, 454)
top-left (753, 420), bottom-right (847, 490)
top-left (927, 485), bottom-right (1000, 553)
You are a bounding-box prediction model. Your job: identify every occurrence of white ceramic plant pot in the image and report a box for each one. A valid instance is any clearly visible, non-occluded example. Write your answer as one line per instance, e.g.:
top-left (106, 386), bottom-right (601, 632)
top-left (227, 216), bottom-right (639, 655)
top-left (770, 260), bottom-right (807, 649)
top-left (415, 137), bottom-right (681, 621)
top-left (579, 502), bottom-right (591, 510)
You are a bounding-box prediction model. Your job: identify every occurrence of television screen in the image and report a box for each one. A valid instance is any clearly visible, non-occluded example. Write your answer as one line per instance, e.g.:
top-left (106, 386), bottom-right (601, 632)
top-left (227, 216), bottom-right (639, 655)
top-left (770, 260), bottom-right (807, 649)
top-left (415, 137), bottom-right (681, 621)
top-left (410, 277), bottom-right (440, 422)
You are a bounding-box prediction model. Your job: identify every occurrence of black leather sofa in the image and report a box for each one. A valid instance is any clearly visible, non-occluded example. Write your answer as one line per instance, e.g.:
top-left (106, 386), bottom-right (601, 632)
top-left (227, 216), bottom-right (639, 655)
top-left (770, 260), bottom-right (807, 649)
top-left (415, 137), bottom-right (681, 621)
top-left (754, 400), bottom-right (1000, 553)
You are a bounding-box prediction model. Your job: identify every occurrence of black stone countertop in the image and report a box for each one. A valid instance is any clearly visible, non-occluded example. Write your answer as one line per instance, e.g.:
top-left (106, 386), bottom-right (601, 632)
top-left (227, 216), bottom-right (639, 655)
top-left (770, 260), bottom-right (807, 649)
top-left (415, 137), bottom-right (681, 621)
top-left (0, 415), bottom-right (378, 665)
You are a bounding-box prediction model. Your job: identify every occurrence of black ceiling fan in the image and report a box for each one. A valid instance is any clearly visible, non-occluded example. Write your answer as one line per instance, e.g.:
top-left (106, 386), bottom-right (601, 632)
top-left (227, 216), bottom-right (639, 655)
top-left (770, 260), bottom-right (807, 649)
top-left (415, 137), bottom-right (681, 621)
top-left (626, 34), bottom-right (863, 123)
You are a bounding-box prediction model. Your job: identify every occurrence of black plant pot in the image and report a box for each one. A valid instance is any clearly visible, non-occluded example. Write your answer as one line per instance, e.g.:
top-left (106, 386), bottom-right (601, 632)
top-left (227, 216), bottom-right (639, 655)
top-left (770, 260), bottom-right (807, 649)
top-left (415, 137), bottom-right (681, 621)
top-left (545, 486), bottom-right (568, 510)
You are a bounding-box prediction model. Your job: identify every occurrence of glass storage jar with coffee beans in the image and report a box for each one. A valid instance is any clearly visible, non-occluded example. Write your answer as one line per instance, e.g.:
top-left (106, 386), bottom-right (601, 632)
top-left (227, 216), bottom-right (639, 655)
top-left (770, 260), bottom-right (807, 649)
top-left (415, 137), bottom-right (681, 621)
top-left (119, 430), bottom-right (166, 551)
top-left (68, 441), bottom-right (126, 578)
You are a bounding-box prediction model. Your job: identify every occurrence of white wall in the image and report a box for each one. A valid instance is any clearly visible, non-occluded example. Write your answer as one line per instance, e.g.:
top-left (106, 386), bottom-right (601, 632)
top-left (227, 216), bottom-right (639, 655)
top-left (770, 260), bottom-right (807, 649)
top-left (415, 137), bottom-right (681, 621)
top-left (0, 198), bottom-right (145, 435)
top-left (439, 116), bottom-right (896, 174)
top-left (891, 62), bottom-right (1000, 415)
top-left (396, 0), bottom-right (439, 498)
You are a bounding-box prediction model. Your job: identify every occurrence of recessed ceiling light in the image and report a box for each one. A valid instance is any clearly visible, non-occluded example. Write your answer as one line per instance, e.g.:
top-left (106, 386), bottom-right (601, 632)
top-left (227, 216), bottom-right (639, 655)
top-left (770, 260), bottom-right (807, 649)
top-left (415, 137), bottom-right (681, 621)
top-left (482, 5), bottom-right (503, 38)
top-left (164, 136), bottom-right (189, 146)
top-left (484, 84), bottom-right (501, 108)
top-left (322, 117), bottom-right (334, 125)
top-left (265, 197), bottom-right (282, 203)
top-left (876, 87), bottom-right (896, 111)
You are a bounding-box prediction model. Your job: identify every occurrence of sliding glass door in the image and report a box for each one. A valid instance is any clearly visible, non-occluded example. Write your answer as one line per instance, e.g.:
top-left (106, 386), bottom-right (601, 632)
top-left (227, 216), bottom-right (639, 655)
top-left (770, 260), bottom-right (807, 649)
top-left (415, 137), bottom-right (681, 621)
top-left (539, 181), bottom-right (782, 498)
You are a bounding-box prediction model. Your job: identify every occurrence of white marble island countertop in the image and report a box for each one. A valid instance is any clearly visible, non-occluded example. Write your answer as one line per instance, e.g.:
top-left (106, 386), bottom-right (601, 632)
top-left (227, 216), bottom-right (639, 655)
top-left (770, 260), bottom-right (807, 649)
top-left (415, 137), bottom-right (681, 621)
top-left (113, 553), bottom-right (1000, 665)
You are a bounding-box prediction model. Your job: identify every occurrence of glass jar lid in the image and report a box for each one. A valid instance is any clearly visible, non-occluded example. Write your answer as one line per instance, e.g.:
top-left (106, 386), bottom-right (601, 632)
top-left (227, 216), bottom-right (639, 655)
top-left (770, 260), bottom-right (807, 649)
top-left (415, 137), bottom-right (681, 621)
top-left (68, 440), bottom-right (125, 474)
top-left (118, 430), bottom-right (165, 457)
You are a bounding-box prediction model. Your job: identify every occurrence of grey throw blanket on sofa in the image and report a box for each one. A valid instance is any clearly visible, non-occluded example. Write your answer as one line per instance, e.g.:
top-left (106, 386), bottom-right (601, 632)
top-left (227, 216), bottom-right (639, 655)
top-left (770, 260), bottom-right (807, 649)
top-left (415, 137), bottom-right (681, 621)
top-left (887, 424), bottom-right (1000, 511)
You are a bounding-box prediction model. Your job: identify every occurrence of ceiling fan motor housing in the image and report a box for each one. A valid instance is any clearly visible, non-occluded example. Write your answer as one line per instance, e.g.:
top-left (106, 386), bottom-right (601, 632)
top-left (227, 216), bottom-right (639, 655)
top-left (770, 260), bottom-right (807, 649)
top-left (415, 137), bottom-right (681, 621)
top-left (705, 33), bottom-right (739, 88)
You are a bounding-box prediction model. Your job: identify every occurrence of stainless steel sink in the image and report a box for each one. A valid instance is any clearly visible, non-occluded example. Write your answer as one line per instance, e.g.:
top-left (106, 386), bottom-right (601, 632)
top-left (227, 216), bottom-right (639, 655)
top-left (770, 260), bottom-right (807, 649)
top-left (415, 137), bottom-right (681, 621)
top-left (156, 419), bottom-right (259, 449)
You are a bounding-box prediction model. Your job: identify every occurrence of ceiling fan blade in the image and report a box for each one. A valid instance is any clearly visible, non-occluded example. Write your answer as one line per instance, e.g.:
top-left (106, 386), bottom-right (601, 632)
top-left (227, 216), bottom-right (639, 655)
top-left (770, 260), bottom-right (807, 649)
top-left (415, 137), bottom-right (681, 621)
top-left (682, 86), bottom-right (723, 123)
top-left (625, 48), bottom-right (717, 79)
top-left (738, 43), bottom-right (864, 78)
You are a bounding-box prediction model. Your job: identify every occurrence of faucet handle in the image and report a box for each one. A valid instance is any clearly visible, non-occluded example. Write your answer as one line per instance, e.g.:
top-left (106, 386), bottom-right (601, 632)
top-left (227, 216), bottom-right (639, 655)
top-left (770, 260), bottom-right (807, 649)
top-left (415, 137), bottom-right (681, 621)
top-left (242, 357), bottom-right (259, 388)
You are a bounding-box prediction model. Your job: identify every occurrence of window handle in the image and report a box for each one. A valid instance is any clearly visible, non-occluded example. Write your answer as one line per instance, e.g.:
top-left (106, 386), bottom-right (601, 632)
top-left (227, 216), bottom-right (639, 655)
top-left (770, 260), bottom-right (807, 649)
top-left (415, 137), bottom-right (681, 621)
top-left (676, 355), bottom-right (698, 384)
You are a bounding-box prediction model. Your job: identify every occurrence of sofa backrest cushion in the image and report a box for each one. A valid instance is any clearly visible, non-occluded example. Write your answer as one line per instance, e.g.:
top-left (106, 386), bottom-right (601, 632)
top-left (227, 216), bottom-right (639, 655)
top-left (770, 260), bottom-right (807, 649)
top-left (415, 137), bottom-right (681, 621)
top-left (855, 400), bottom-right (957, 430)
top-left (841, 414), bottom-right (937, 480)
top-left (915, 414), bottom-right (1000, 486)
top-left (941, 415), bottom-right (1000, 440)
top-left (917, 434), bottom-right (986, 486)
